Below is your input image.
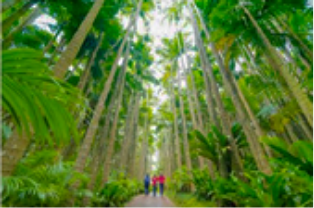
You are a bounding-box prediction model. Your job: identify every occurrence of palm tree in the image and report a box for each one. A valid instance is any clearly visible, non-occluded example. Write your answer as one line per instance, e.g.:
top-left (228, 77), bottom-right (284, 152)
top-left (189, 1), bottom-right (271, 175)
top-left (77, 32), bottom-right (104, 91)
top-left (2, 49), bottom-right (81, 176)
top-left (2, 0), bottom-right (38, 33)
top-left (53, 0), bottom-right (106, 78)
top-left (101, 40), bottom-right (130, 186)
top-left (68, 1), bottom-right (143, 201)
top-left (3, 6), bottom-right (42, 49)
top-left (139, 91), bottom-right (151, 180)
top-left (170, 77), bottom-right (183, 169)
top-left (241, 5), bottom-right (313, 128)
top-left (177, 64), bottom-right (194, 184)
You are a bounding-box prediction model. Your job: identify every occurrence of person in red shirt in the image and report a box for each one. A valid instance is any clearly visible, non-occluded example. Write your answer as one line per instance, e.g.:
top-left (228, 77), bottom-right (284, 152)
top-left (159, 174), bottom-right (165, 196)
top-left (152, 175), bottom-right (158, 197)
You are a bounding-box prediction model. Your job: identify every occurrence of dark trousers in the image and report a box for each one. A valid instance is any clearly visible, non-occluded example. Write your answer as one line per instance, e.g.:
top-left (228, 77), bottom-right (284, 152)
top-left (144, 183), bottom-right (149, 195)
top-left (159, 183), bottom-right (164, 196)
top-left (153, 185), bottom-right (157, 196)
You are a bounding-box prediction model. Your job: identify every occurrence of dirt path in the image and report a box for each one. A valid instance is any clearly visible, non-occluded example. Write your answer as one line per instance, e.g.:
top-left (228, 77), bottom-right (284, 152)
top-left (125, 194), bottom-right (175, 207)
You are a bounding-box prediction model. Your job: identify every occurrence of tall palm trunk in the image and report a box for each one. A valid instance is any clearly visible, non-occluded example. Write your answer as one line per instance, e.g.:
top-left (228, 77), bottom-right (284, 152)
top-left (53, 0), bottom-right (106, 78)
top-left (2, 129), bottom-right (31, 176)
top-left (82, 46), bottom-right (129, 206)
top-left (184, 55), bottom-right (205, 130)
top-left (170, 74), bottom-right (182, 170)
top-left (277, 17), bottom-right (312, 61)
top-left (78, 32), bottom-right (104, 91)
top-left (190, 33), bottom-right (225, 176)
top-left (67, 6), bottom-right (140, 202)
top-left (126, 92), bottom-right (141, 177)
top-left (232, 63), bottom-right (273, 156)
top-left (285, 123), bottom-right (298, 143)
top-left (3, 6), bottom-right (41, 49)
top-left (184, 54), bottom-right (218, 176)
top-left (139, 93), bottom-right (150, 179)
top-left (191, 4), bottom-right (270, 175)
top-left (167, 128), bottom-right (174, 176)
top-left (243, 6), bottom-right (313, 128)
top-left (177, 67), bottom-right (194, 190)
top-left (162, 132), bottom-right (171, 177)
top-left (101, 41), bottom-right (130, 186)
top-left (189, 6), bottom-right (239, 178)
top-left (83, 73), bottom-right (126, 206)
top-left (119, 93), bottom-right (136, 171)
top-left (297, 114), bottom-right (313, 140)
top-left (43, 27), bottom-right (62, 54)
top-left (2, 0), bottom-right (36, 33)
top-left (180, 57), bottom-right (205, 169)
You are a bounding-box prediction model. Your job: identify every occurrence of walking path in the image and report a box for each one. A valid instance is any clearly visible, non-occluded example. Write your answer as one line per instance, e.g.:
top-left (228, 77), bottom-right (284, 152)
top-left (125, 194), bottom-right (175, 207)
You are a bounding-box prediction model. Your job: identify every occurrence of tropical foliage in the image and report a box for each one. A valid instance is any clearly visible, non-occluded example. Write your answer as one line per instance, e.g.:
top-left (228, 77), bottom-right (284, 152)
top-left (1, 0), bottom-right (312, 207)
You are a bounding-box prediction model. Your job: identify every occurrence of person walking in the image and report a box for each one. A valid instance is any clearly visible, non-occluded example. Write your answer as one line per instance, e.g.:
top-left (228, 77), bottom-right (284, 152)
top-left (152, 175), bottom-right (158, 197)
top-left (144, 174), bottom-right (150, 196)
top-left (159, 173), bottom-right (165, 196)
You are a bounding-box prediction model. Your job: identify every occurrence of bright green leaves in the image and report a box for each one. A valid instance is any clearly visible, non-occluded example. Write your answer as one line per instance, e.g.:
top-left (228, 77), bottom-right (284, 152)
top-left (95, 179), bottom-right (143, 207)
top-left (261, 137), bottom-right (313, 175)
top-left (141, 0), bottom-right (155, 15)
top-left (2, 48), bottom-right (82, 146)
top-left (1, 149), bottom-right (90, 207)
top-left (192, 126), bottom-right (229, 165)
top-left (12, 26), bottom-right (53, 50)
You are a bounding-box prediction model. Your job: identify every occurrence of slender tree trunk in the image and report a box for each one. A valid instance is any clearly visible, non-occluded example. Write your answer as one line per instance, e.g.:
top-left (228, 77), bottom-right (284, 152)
top-left (101, 41), bottom-right (130, 186)
top-left (192, 3), bottom-right (273, 174)
top-left (1, 129), bottom-right (31, 176)
top-left (297, 114), bottom-right (313, 140)
top-left (2, 0), bottom-right (36, 33)
top-left (298, 53), bottom-right (312, 70)
top-left (243, 6), bottom-right (313, 128)
top-left (119, 93), bottom-right (136, 171)
top-left (127, 92), bottom-right (141, 177)
top-left (2, 0), bottom-right (24, 13)
top-left (189, 5), bottom-right (241, 177)
top-left (230, 65), bottom-right (273, 157)
top-left (177, 67), bottom-right (194, 191)
top-left (283, 45), bottom-right (303, 78)
top-left (285, 123), bottom-right (298, 143)
top-left (277, 17), bottom-right (313, 60)
top-left (67, 5), bottom-right (141, 204)
top-left (3, 6), bottom-right (41, 49)
top-left (166, 128), bottom-right (174, 177)
top-left (139, 93), bottom-right (150, 180)
top-left (82, 47), bottom-right (129, 205)
top-left (170, 76), bottom-right (182, 170)
top-left (53, 0), bottom-right (106, 78)
top-left (190, 33), bottom-right (225, 175)
top-left (43, 27), bottom-right (62, 54)
top-left (78, 32), bottom-right (104, 91)
top-left (48, 38), bottom-right (66, 66)
top-left (184, 55), bottom-right (205, 130)
top-left (170, 127), bottom-right (177, 174)
top-left (83, 52), bottom-right (129, 207)
top-left (180, 57), bottom-right (206, 169)
top-left (184, 53), bottom-right (213, 172)
top-left (161, 132), bottom-right (171, 178)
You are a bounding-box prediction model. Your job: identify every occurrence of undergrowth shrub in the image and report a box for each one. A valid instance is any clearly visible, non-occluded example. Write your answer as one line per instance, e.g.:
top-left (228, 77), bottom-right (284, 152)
top-left (1, 150), bottom-right (90, 207)
top-left (92, 178), bottom-right (142, 207)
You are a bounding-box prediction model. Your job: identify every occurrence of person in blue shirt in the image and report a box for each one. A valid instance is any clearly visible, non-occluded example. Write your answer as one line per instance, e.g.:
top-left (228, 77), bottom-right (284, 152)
top-left (144, 174), bottom-right (150, 196)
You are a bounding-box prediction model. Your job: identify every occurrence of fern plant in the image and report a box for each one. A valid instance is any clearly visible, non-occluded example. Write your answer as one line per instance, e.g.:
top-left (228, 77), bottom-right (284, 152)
top-left (1, 149), bottom-right (90, 207)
